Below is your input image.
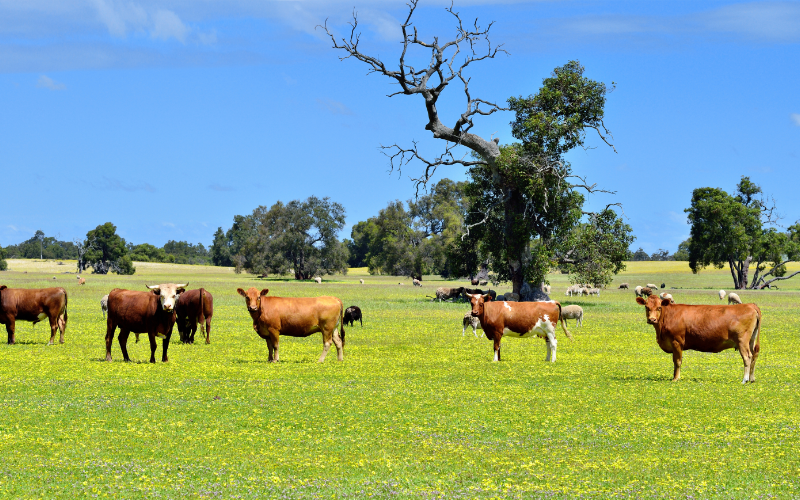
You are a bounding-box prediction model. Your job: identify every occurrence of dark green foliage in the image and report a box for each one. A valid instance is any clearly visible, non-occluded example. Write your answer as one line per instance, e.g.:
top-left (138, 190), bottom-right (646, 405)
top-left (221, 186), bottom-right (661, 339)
top-left (348, 179), bottom-right (468, 277)
top-left (83, 222), bottom-right (134, 275)
top-left (631, 248), bottom-right (650, 261)
top-left (686, 176), bottom-right (800, 289)
top-left (129, 243), bottom-right (166, 263)
top-left (221, 196), bottom-right (348, 279)
top-left (116, 255), bottom-right (136, 275)
top-left (4, 230), bottom-right (79, 260)
top-left (210, 228), bottom-right (233, 267)
top-left (0, 247), bottom-right (7, 271)
top-left (459, 61), bottom-right (631, 291)
top-left (673, 239), bottom-right (691, 261)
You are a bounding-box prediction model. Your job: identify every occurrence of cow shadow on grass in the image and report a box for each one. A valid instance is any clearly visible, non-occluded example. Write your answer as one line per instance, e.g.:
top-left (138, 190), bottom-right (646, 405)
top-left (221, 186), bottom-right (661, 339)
top-left (88, 358), bottom-right (159, 364)
top-left (232, 358), bottom-right (315, 364)
top-left (6, 339), bottom-right (54, 346)
top-left (608, 373), bottom-right (713, 383)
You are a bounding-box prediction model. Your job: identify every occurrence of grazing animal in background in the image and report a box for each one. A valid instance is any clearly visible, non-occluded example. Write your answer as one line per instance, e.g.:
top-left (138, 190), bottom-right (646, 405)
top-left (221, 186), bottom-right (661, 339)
top-left (313, 277), bottom-right (322, 284)
top-left (727, 292), bottom-right (742, 305)
top-left (659, 292), bottom-right (675, 304)
top-left (641, 287), bottom-right (654, 297)
top-left (541, 284), bottom-right (551, 294)
top-left (660, 283), bottom-right (666, 289)
top-left (634, 286), bottom-right (644, 297)
top-left (718, 290), bottom-right (726, 300)
top-left (462, 312), bottom-right (481, 337)
top-left (398, 282), bottom-right (404, 285)
top-left (467, 293), bottom-right (572, 362)
top-left (343, 306), bottom-right (362, 327)
top-left (646, 283), bottom-right (658, 290)
top-left (359, 279), bottom-right (364, 284)
top-left (471, 278), bottom-right (479, 286)
top-left (432, 287), bottom-right (466, 303)
top-left (560, 304), bottom-right (584, 327)
top-left (635, 294), bottom-right (761, 383)
top-left (105, 283), bottom-right (187, 363)
top-left (0, 286), bottom-right (68, 345)
top-left (479, 280), bottom-right (488, 286)
top-left (413, 279), bottom-right (422, 287)
top-left (587, 288), bottom-right (600, 296)
top-left (100, 294), bottom-right (109, 319)
top-left (175, 288), bottom-right (214, 344)
top-left (619, 283), bottom-right (629, 289)
top-left (237, 287), bottom-right (344, 362)
top-left (52, 276), bottom-right (56, 280)
top-left (78, 278), bottom-right (86, 285)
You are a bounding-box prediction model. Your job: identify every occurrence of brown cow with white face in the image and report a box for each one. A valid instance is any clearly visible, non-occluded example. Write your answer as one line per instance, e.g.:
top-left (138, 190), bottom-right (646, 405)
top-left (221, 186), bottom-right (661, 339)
top-left (237, 287), bottom-right (344, 363)
top-left (105, 283), bottom-right (187, 363)
top-left (636, 295), bottom-right (761, 383)
top-left (0, 286), bottom-right (68, 344)
top-left (467, 293), bottom-right (572, 362)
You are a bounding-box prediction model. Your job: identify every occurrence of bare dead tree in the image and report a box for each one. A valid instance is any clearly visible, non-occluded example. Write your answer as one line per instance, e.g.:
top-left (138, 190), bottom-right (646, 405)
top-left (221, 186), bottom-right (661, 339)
top-left (318, 0), bottom-right (507, 192)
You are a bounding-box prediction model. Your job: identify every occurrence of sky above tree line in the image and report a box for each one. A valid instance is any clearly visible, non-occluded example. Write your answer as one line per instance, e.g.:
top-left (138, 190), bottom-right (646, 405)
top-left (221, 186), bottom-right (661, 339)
top-left (1, 0), bottom-right (798, 253)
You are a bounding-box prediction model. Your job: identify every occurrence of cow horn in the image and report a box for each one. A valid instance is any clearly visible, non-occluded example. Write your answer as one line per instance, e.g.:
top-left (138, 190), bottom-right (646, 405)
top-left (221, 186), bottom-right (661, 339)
top-left (146, 284), bottom-right (160, 290)
top-left (175, 283), bottom-right (188, 288)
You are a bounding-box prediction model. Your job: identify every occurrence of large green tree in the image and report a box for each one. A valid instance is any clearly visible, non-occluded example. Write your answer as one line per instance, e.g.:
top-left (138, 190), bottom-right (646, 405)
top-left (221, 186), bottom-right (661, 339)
top-left (686, 177), bottom-right (800, 289)
top-left (221, 197), bottom-right (348, 279)
top-left (323, 7), bottom-right (631, 294)
top-left (84, 222), bottom-right (135, 275)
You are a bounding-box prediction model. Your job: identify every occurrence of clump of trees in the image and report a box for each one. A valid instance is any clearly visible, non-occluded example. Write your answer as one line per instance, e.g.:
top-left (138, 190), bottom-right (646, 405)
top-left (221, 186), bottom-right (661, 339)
top-left (211, 196), bottom-right (349, 279)
top-left (79, 222), bottom-right (136, 275)
top-left (347, 179), bottom-right (467, 278)
top-left (3, 231), bottom-right (79, 260)
top-left (686, 176), bottom-right (800, 289)
top-left (129, 241), bottom-right (209, 265)
top-left (322, 6), bottom-right (633, 293)
top-left (0, 247), bottom-right (7, 271)
top-left (631, 247), bottom-right (678, 261)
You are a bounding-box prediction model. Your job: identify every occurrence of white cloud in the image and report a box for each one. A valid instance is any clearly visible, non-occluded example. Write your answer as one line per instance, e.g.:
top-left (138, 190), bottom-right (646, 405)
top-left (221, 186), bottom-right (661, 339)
top-left (151, 9), bottom-right (188, 43)
top-left (317, 98), bottom-right (354, 115)
top-left (702, 2), bottom-right (800, 42)
top-left (792, 113), bottom-right (800, 126)
top-left (89, 0), bottom-right (148, 38)
top-left (162, 222), bottom-right (175, 228)
top-left (36, 74), bottom-right (65, 90)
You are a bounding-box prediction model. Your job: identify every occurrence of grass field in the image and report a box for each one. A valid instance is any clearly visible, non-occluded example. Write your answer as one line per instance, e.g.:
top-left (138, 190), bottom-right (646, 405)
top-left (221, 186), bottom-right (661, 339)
top-left (0, 259), bottom-right (798, 498)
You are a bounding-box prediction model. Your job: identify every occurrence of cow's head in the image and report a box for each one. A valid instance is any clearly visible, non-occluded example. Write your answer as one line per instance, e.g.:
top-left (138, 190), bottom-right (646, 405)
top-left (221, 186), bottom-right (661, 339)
top-left (146, 283), bottom-right (187, 312)
top-left (636, 294), bottom-right (671, 325)
top-left (0, 285), bottom-right (6, 291)
top-left (238, 287), bottom-right (269, 313)
top-left (467, 293), bottom-right (493, 317)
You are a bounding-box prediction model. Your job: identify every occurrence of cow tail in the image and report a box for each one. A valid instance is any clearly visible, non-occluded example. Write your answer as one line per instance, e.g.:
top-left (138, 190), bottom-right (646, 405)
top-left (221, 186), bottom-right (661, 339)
top-left (198, 288), bottom-right (206, 338)
top-left (61, 288), bottom-right (68, 336)
top-left (338, 300), bottom-right (346, 347)
top-left (752, 305), bottom-right (762, 357)
top-left (557, 302), bottom-right (573, 340)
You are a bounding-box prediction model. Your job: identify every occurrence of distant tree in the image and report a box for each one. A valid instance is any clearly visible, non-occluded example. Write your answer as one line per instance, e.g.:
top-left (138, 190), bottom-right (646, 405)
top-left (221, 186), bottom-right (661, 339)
top-left (5, 232), bottom-right (79, 260)
top-left (673, 239), bottom-right (690, 261)
top-left (163, 240), bottom-right (209, 265)
top-left (0, 247), bottom-right (7, 271)
top-left (210, 228), bottom-right (234, 267)
top-left (650, 249), bottom-right (673, 261)
top-left (686, 176), bottom-right (800, 289)
top-left (84, 222), bottom-right (134, 275)
top-left (631, 248), bottom-right (650, 261)
top-left (225, 196), bottom-right (348, 279)
top-left (129, 243), bottom-right (166, 263)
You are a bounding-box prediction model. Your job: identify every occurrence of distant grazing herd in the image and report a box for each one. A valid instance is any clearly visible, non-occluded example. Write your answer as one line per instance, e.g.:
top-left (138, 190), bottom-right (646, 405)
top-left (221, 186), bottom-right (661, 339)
top-left (0, 276), bottom-right (762, 383)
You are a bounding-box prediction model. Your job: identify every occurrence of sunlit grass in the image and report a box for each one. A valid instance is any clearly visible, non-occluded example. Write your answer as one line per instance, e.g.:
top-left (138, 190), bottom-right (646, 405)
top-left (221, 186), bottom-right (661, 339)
top-left (0, 263), bottom-right (798, 498)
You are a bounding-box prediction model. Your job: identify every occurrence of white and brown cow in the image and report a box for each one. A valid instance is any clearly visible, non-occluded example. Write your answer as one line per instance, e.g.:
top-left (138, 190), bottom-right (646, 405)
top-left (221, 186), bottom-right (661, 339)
top-left (237, 287), bottom-right (344, 363)
top-left (636, 294), bottom-right (761, 383)
top-left (467, 294), bottom-right (572, 362)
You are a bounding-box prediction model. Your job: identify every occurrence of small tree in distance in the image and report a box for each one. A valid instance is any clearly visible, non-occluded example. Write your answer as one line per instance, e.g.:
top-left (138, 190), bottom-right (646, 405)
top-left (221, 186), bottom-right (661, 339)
top-left (84, 222), bottom-right (135, 275)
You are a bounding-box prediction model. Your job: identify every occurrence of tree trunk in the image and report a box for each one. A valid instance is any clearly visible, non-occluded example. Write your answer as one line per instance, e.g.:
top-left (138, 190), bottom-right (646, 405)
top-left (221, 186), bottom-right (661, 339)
top-left (505, 189), bottom-right (526, 295)
top-left (728, 256), bottom-right (752, 290)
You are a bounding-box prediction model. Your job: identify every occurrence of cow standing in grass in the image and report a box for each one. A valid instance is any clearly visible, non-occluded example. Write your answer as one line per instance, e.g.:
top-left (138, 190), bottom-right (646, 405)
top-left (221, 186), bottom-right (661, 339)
top-left (635, 295), bottom-right (761, 383)
top-left (0, 286), bottom-right (68, 345)
top-left (176, 288), bottom-right (214, 344)
top-left (467, 293), bottom-right (572, 362)
top-left (237, 288), bottom-right (345, 363)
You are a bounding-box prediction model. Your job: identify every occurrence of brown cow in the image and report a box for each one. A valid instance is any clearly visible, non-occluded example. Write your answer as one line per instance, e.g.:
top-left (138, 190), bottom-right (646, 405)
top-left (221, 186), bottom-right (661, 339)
top-left (467, 293), bottom-right (572, 362)
top-left (237, 287), bottom-right (344, 363)
top-left (105, 283), bottom-right (187, 363)
top-left (175, 288), bottom-right (214, 344)
top-left (0, 286), bottom-right (68, 344)
top-left (635, 295), bottom-right (761, 383)
top-left (78, 278), bottom-right (86, 285)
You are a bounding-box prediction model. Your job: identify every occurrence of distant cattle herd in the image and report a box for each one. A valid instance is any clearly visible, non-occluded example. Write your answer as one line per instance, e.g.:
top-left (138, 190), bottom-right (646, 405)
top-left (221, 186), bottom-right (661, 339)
top-left (0, 277), bottom-right (764, 383)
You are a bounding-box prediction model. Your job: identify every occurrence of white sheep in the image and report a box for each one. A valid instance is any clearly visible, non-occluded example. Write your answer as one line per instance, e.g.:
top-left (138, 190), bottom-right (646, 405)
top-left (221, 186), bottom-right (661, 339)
top-left (541, 284), bottom-right (551, 294)
top-left (634, 286), bottom-right (644, 297)
top-left (462, 312), bottom-right (482, 338)
top-left (359, 279), bottom-right (364, 284)
top-left (718, 289), bottom-right (726, 300)
top-left (659, 292), bottom-right (674, 304)
top-left (727, 292), bottom-right (742, 305)
top-left (646, 283), bottom-right (658, 289)
top-left (100, 294), bottom-right (109, 319)
top-left (588, 288), bottom-right (600, 296)
top-left (560, 305), bottom-right (584, 327)
top-left (413, 279), bottom-right (422, 287)
top-left (313, 277), bottom-right (322, 284)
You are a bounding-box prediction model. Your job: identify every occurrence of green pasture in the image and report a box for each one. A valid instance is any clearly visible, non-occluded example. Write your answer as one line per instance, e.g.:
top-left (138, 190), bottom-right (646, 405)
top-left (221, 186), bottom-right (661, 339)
top-left (0, 260), bottom-right (798, 498)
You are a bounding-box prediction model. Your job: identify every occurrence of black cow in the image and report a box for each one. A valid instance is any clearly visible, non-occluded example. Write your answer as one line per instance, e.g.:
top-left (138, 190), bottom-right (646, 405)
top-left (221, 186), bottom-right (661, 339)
top-left (344, 306), bottom-right (362, 327)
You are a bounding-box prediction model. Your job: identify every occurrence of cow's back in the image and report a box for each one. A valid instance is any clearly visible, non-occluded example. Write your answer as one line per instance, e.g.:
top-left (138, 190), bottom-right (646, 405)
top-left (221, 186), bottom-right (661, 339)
top-left (661, 303), bottom-right (760, 352)
top-left (483, 300), bottom-right (561, 332)
top-left (176, 289), bottom-right (214, 318)
top-left (0, 287), bottom-right (66, 322)
top-left (260, 296), bottom-right (342, 337)
top-left (108, 289), bottom-right (163, 333)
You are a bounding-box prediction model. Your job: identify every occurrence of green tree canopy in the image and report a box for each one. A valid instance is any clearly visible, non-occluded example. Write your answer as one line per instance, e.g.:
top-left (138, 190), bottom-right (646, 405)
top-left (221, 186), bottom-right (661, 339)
top-left (4, 231), bottom-right (79, 260)
top-left (686, 177), bottom-right (800, 289)
top-left (84, 222), bottom-right (135, 275)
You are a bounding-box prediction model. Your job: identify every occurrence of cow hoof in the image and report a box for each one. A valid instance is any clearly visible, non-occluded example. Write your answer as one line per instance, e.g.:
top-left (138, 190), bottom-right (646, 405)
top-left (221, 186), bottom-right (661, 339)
top-left (105, 355), bottom-right (112, 362)
top-left (48, 341), bottom-right (54, 346)
top-left (59, 340), bottom-right (65, 344)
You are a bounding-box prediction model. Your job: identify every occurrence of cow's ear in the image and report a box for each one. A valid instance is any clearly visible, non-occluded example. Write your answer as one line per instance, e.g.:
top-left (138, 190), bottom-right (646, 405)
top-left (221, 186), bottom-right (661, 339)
top-left (0, 285), bottom-right (6, 291)
top-left (483, 294), bottom-right (493, 302)
top-left (635, 297), bottom-right (646, 305)
top-left (176, 288), bottom-right (186, 295)
top-left (237, 288), bottom-right (247, 297)
top-left (260, 289), bottom-right (270, 296)
top-left (661, 298), bottom-right (672, 307)
top-left (151, 288), bottom-right (161, 295)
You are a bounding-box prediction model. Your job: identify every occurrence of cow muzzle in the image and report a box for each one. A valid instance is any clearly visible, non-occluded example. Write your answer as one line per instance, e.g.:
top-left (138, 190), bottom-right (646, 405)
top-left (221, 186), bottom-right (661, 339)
top-left (647, 317), bottom-right (658, 325)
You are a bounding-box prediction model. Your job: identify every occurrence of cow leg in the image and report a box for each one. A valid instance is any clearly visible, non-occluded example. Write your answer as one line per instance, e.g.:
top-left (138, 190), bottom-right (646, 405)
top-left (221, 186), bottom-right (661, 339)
top-left (134, 333), bottom-right (141, 344)
top-left (6, 321), bottom-right (16, 345)
top-left (544, 322), bottom-right (557, 362)
top-left (147, 333), bottom-right (157, 363)
top-left (118, 330), bottom-right (131, 362)
top-left (749, 331), bottom-right (760, 383)
top-left (205, 318), bottom-right (211, 344)
top-left (265, 335), bottom-right (275, 362)
top-left (472, 325), bottom-right (478, 338)
top-left (57, 311), bottom-right (66, 344)
top-left (105, 319), bottom-right (117, 361)
top-left (47, 316), bottom-right (58, 345)
top-left (272, 334), bottom-right (280, 363)
top-left (671, 341), bottom-right (683, 382)
top-left (332, 328), bottom-right (344, 361)
top-left (493, 334), bottom-right (502, 362)
top-left (737, 338), bottom-right (753, 384)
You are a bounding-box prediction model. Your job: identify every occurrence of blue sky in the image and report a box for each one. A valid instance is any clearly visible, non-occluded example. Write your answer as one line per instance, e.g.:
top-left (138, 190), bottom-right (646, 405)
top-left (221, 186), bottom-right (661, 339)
top-left (1, 0), bottom-right (798, 253)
